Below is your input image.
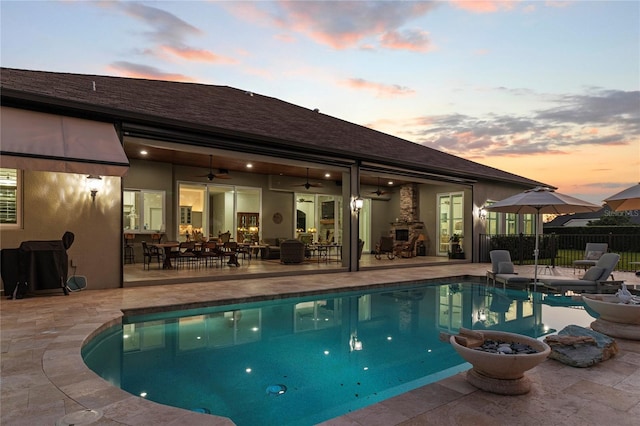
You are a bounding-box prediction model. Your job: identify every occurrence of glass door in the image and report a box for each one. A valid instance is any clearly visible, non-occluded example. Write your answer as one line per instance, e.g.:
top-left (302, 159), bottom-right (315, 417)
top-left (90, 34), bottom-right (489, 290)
top-left (437, 192), bottom-right (464, 256)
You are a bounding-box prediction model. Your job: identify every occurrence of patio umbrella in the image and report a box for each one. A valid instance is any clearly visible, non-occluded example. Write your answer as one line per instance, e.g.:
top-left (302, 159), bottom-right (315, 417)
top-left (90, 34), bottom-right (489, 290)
top-left (484, 187), bottom-right (600, 288)
top-left (604, 183), bottom-right (640, 212)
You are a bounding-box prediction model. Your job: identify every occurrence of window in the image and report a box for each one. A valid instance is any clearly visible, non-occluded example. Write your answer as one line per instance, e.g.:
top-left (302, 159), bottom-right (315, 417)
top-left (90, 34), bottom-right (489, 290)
top-left (0, 168), bottom-right (20, 227)
top-left (506, 213), bottom-right (518, 235)
top-left (522, 214), bottom-right (535, 234)
top-left (123, 189), bottom-right (165, 232)
top-left (484, 201), bottom-right (499, 235)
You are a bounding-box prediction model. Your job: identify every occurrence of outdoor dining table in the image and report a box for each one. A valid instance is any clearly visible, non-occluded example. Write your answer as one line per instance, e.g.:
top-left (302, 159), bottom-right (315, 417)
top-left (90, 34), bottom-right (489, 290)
top-left (150, 242), bottom-right (179, 269)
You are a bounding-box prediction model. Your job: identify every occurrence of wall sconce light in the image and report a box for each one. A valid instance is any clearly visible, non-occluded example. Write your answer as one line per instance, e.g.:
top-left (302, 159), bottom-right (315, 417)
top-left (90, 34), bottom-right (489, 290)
top-left (351, 196), bottom-right (364, 213)
top-left (478, 207), bottom-right (487, 220)
top-left (86, 175), bottom-right (103, 200)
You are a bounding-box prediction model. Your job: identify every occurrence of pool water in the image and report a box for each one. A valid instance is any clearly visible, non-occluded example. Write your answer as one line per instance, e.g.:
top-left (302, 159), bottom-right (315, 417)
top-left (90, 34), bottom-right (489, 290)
top-left (83, 281), bottom-right (595, 425)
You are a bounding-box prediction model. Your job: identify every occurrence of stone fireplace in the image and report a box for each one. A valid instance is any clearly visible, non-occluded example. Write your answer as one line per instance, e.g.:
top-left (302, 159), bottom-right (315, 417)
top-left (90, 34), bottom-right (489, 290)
top-left (388, 183), bottom-right (425, 255)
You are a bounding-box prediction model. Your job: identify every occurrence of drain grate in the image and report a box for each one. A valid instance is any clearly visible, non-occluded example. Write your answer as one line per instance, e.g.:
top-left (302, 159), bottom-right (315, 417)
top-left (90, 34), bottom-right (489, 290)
top-left (56, 409), bottom-right (104, 425)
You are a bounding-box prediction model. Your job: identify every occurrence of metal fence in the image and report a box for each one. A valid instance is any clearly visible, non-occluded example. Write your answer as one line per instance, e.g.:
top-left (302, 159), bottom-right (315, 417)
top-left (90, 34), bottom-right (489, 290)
top-left (478, 233), bottom-right (640, 272)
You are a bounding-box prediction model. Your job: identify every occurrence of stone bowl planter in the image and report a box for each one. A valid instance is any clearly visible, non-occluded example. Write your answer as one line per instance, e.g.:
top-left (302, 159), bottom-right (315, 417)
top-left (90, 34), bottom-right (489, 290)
top-left (450, 329), bottom-right (550, 395)
top-left (582, 294), bottom-right (640, 340)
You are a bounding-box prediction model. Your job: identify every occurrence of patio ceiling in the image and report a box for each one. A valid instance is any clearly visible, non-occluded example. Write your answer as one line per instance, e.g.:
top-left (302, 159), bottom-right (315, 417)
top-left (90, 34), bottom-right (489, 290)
top-left (123, 138), bottom-right (411, 188)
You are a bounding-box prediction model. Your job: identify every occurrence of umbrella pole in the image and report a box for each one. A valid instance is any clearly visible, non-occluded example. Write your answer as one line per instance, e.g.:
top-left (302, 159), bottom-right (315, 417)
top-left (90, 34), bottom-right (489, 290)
top-left (533, 209), bottom-right (540, 292)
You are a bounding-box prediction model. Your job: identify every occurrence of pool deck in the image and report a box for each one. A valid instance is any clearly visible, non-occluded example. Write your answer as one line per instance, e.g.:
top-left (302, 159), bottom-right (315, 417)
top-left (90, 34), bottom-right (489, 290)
top-left (2, 264), bottom-right (639, 425)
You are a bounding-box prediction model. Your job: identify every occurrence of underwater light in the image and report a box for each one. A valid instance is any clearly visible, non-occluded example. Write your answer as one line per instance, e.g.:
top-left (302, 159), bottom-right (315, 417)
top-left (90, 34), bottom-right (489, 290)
top-left (266, 384), bottom-right (287, 396)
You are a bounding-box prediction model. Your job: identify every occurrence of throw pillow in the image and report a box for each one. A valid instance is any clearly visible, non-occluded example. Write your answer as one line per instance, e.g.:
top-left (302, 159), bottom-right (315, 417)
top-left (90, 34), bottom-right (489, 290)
top-left (498, 261), bottom-right (514, 274)
top-left (582, 267), bottom-right (604, 281)
top-left (585, 251), bottom-right (603, 260)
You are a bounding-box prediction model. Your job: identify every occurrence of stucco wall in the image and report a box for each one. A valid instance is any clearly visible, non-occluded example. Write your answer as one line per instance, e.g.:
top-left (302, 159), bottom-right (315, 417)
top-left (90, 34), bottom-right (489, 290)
top-left (0, 170), bottom-right (122, 290)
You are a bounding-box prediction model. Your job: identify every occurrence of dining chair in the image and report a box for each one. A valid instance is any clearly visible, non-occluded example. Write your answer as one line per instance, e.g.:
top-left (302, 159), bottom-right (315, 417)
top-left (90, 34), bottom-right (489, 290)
top-left (222, 241), bottom-right (241, 266)
top-left (141, 241), bottom-right (163, 270)
top-left (200, 241), bottom-right (222, 268)
top-left (177, 241), bottom-right (198, 269)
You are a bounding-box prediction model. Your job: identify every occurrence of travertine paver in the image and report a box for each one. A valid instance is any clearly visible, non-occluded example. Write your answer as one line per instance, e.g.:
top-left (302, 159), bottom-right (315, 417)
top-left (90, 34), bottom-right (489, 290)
top-left (1, 264), bottom-right (639, 425)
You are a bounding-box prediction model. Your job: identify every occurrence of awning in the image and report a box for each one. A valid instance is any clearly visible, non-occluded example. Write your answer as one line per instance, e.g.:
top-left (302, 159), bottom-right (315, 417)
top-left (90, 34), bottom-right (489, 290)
top-left (0, 106), bottom-right (129, 176)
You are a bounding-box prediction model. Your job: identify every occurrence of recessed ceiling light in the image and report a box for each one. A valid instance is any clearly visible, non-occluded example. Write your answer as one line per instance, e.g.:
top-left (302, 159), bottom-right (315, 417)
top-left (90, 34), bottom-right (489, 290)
top-left (387, 181), bottom-right (394, 185)
top-left (246, 163), bottom-right (253, 168)
top-left (140, 150), bottom-right (148, 155)
top-left (324, 173), bottom-right (331, 178)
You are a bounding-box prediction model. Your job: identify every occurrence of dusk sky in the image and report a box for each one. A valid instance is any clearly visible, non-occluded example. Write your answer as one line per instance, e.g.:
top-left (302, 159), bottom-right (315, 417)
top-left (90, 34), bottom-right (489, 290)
top-left (2, 1), bottom-right (638, 205)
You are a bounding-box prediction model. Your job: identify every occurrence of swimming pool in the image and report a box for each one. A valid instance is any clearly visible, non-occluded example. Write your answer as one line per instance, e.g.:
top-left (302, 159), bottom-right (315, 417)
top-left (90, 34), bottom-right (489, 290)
top-left (83, 281), bottom-right (595, 425)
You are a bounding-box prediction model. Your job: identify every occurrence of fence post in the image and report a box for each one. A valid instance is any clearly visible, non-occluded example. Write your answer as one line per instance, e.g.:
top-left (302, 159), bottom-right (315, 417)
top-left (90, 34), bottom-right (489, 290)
top-left (517, 233), bottom-right (524, 265)
top-left (608, 232), bottom-right (613, 252)
top-left (550, 233), bottom-right (556, 268)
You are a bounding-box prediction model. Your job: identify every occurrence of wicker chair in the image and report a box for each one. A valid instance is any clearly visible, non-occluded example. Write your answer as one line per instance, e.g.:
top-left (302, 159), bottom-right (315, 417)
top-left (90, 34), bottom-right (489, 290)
top-left (279, 239), bottom-right (306, 264)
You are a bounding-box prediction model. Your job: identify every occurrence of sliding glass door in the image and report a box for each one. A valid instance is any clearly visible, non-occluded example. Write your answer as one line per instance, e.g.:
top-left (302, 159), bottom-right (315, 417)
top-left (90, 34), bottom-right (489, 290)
top-left (178, 182), bottom-right (261, 242)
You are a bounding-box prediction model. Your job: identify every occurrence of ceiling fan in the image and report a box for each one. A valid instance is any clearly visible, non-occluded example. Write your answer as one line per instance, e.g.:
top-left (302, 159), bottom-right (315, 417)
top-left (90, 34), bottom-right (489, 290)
top-left (294, 168), bottom-right (323, 190)
top-left (197, 155), bottom-right (231, 181)
top-left (297, 198), bottom-right (313, 203)
top-left (371, 177), bottom-right (390, 196)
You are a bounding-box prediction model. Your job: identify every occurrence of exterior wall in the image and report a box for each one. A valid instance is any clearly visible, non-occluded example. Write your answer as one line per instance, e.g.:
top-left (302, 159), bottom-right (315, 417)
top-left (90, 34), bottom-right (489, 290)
top-left (0, 170), bottom-right (122, 290)
top-left (471, 181), bottom-right (532, 262)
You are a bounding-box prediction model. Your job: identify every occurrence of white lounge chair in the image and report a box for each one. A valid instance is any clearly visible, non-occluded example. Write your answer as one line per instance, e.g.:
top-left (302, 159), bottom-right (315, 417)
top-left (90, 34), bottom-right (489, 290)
top-left (573, 243), bottom-right (608, 274)
top-left (487, 250), bottom-right (532, 288)
top-left (540, 253), bottom-right (620, 294)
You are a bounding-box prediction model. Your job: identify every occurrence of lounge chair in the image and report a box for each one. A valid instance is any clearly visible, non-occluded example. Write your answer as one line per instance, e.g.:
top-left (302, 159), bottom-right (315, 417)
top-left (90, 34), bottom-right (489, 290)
top-left (573, 243), bottom-right (608, 273)
top-left (539, 253), bottom-right (620, 294)
top-left (487, 250), bottom-right (532, 288)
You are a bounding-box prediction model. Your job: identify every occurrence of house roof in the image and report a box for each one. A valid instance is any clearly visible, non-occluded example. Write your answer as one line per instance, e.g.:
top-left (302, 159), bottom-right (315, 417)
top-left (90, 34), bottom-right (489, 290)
top-left (1, 67), bottom-right (548, 187)
top-left (544, 206), bottom-right (640, 226)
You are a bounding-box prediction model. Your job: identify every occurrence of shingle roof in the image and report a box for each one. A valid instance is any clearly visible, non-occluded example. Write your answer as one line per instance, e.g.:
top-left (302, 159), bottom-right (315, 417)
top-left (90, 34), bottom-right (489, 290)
top-left (1, 67), bottom-right (547, 187)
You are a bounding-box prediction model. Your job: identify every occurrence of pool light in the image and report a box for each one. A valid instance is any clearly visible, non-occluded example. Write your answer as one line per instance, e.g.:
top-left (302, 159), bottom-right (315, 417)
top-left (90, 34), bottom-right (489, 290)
top-left (266, 384), bottom-right (287, 396)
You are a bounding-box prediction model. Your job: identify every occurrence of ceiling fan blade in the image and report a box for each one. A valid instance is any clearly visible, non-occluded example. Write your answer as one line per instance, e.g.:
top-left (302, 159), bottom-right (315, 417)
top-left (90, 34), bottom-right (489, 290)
top-left (371, 177), bottom-right (388, 195)
top-left (213, 169), bottom-right (231, 179)
top-left (293, 168), bottom-right (323, 189)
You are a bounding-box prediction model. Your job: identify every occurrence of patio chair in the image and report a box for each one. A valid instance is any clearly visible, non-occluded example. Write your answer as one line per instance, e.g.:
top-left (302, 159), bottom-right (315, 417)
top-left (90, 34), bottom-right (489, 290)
top-left (141, 241), bottom-right (163, 270)
top-left (176, 242), bottom-right (199, 269)
top-left (200, 241), bottom-right (222, 267)
top-left (395, 234), bottom-right (419, 258)
top-left (280, 239), bottom-right (306, 264)
top-left (573, 243), bottom-right (608, 274)
top-left (487, 250), bottom-right (532, 288)
top-left (539, 253), bottom-right (620, 294)
top-left (374, 236), bottom-right (395, 260)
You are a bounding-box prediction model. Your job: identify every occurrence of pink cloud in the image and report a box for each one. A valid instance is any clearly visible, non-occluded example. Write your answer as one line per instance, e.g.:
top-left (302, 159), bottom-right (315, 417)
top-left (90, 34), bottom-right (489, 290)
top-left (343, 78), bottom-right (416, 97)
top-left (380, 29), bottom-right (433, 52)
top-left (448, 0), bottom-right (516, 13)
top-left (107, 61), bottom-right (195, 83)
top-left (160, 45), bottom-right (238, 64)
top-left (226, 1), bottom-right (437, 51)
